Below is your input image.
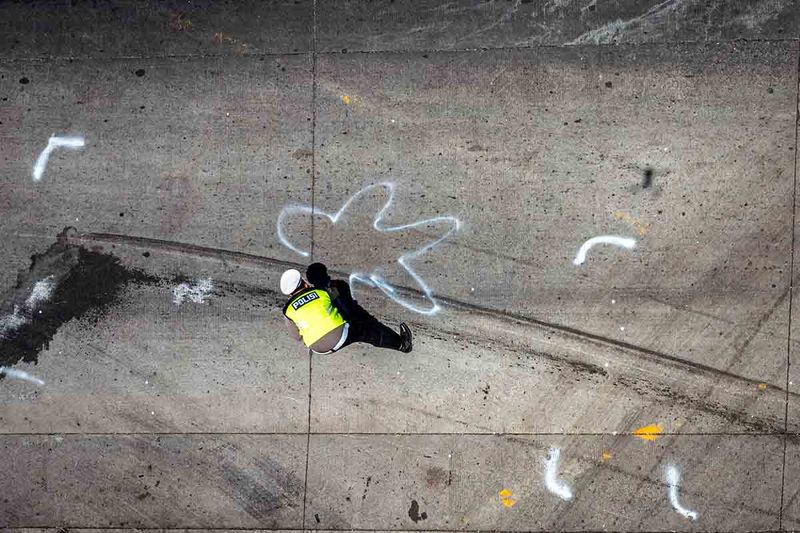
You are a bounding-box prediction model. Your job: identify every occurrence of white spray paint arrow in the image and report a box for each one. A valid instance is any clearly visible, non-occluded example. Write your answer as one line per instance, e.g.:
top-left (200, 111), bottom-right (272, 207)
top-left (32, 135), bottom-right (85, 182)
top-left (544, 447), bottom-right (573, 501)
top-left (664, 465), bottom-right (699, 521)
top-left (573, 235), bottom-right (637, 266)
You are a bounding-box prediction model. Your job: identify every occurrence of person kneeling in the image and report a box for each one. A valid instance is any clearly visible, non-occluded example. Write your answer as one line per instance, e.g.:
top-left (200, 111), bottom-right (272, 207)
top-left (280, 268), bottom-right (412, 354)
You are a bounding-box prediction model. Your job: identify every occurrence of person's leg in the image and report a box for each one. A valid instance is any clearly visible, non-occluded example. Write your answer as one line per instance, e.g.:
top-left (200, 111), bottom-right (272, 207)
top-left (342, 318), bottom-right (403, 350)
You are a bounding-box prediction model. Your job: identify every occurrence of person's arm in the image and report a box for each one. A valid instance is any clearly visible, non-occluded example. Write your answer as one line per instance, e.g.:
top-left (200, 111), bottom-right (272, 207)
top-left (284, 316), bottom-right (302, 341)
top-left (333, 279), bottom-right (373, 322)
top-left (327, 280), bottom-right (354, 321)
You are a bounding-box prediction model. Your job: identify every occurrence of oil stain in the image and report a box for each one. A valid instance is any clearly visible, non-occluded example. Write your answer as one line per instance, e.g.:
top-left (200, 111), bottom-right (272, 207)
top-left (0, 228), bottom-right (156, 369)
top-left (408, 499), bottom-right (428, 522)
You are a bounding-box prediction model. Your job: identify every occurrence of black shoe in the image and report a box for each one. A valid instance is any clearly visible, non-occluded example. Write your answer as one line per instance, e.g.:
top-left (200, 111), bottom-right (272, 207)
top-left (399, 322), bottom-right (413, 353)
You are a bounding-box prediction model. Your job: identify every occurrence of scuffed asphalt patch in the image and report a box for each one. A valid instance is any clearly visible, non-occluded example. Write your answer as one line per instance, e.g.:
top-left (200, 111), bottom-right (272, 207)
top-left (0, 229), bottom-right (156, 368)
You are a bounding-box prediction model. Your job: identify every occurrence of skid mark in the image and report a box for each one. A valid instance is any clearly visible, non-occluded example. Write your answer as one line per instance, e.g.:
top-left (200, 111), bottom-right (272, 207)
top-left (32, 135), bottom-right (85, 182)
top-left (565, 0), bottom-right (683, 45)
top-left (0, 366), bottom-right (44, 386)
top-left (573, 235), bottom-right (636, 266)
top-left (277, 182), bottom-right (461, 315)
top-left (665, 465), bottom-right (699, 521)
top-left (544, 447), bottom-right (573, 501)
top-left (64, 232), bottom-right (798, 403)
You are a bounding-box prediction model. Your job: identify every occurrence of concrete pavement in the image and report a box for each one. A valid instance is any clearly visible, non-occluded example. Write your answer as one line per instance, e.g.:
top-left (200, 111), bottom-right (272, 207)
top-left (0, 1), bottom-right (799, 531)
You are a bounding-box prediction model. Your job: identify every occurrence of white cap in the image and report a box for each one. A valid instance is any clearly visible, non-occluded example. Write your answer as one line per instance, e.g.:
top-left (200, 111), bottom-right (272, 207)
top-left (280, 269), bottom-right (302, 295)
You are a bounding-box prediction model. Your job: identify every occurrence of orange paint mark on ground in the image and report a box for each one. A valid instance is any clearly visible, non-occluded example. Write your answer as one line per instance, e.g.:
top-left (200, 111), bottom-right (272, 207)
top-left (342, 95), bottom-right (351, 105)
top-left (613, 211), bottom-right (651, 236)
top-left (499, 489), bottom-right (517, 507)
top-left (758, 383), bottom-right (768, 391)
top-left (633, 423), bottom-right (663, 442)
top-left (601, 451), bottom-right (613, 462)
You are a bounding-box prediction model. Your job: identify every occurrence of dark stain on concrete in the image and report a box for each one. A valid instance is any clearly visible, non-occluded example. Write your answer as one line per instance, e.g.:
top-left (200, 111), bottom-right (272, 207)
top-left (642, 166), bottom-right (654, 188)
top-left (480, 383), bottom-right (490, 400)
top-left (362, 475), bottom-right (372, 500)
top-left (0, 228), bottom-right (157, 369)
top-left (408, 499), bottom-right (427, 522)
top-left (425, 466), bottom-right (448, 487)
top-left (292, 148), bottom-right (313, 160)
top-left (466, 142), bottom-right (488, 152)
top-left (218, 461), bottom-right (284, 520)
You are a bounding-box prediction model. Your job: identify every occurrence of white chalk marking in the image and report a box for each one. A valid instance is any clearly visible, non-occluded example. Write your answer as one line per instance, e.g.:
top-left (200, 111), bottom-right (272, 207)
top-left (25, 276), bottom-right (56, 310)
top-left (0, 366), bottom-right (45, 386)
top-left (0, 278), bottom-right (58, 340)
top-left (544, 447), bottom-right (573, 501)
top-left (573, 235), bottom-right (636, 265)
top-left (665, 465), bottom-right (699, 521)
top-left (32, 135), bottom-right (86, 182)
top-left (173, 278), bottom-right (214, 305)
top-left (0, 306), bottom-right (27, 339)
top-left (277, 182), bottom-right (461, 315)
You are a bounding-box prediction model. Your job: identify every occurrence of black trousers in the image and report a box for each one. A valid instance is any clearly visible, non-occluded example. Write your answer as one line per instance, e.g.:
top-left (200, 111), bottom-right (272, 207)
top-left (317, 279), bottom-right (403, 351)
top-left (341, 315), bottom-right (402, 351)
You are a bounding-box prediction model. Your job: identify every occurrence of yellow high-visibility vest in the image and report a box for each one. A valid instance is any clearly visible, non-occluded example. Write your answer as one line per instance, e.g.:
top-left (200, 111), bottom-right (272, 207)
top-left (283, 288), bottom-right (346, 347)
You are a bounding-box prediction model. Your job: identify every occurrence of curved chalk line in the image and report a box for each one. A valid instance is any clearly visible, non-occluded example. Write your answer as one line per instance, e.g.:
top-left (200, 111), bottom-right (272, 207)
top-left (277, 182), bottom-right (461, 315)
top-left (665, 465), bottom-right (699, 521)
top-left (573, 235), bottom-right (637, 266)
top-left (544, 447), bottom-right (573, 501)
top-left (32, 135), bottom-right (86, 182)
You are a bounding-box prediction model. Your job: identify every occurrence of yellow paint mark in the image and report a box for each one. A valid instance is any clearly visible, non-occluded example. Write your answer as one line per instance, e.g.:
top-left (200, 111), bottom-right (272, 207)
top-left (633, 423), bottom-right (663, 442)
top-left (342, 94), bottom-right (351, 105)
top-left (612, 210), bottom-right (652, 236)
top-left (601, 451), bottom-right (613, 462)
top-left (758, 383), bottom-right (768, 391)
top-left (499, 489), bottom-right (517, 507)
